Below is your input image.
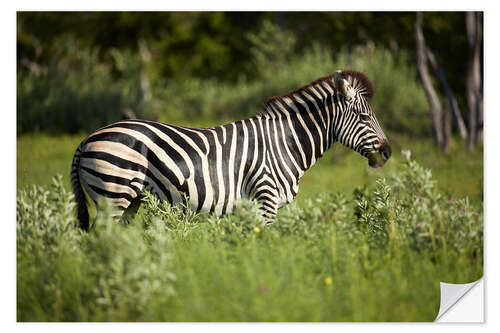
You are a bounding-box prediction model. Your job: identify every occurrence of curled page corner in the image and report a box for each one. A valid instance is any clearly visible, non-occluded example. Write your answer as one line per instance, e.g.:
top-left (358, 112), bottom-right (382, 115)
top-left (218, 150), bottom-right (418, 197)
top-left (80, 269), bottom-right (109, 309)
top-left (435, 277), bottom-right (483, 322)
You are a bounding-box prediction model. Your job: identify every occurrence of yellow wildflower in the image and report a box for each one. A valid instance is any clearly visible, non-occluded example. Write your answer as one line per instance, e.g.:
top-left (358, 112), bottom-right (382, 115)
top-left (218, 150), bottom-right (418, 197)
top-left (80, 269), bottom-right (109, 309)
top-left (324, 277), bottom-right (333, 286)
top-left (253, 227), bottom-right (261, 233)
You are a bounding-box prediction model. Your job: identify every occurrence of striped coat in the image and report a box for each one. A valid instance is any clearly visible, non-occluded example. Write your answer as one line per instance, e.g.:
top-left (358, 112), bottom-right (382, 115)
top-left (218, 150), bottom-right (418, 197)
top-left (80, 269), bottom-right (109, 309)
top-left (71, 70), bottom-right (391, 230)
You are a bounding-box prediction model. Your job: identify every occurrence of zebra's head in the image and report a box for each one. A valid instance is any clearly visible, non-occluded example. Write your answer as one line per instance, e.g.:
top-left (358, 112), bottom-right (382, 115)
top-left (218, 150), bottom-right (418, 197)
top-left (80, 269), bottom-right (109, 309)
top-left (332, 70), bottom-right (391, 168)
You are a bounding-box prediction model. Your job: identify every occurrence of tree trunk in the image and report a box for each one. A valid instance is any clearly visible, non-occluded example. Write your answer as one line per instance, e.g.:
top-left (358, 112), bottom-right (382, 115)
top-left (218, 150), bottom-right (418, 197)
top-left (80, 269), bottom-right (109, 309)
top-left (415, 12), bottom-right (443, 146)
top-left (426, 47), bottom-right (467, 139)
top-left (466, 12), bottom-right (483, 150)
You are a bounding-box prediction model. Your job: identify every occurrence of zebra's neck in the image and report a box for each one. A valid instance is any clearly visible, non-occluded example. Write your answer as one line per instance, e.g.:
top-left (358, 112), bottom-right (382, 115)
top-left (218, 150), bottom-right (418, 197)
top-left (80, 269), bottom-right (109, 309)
top-left (259, 78), bottom-right (337, 174)
top-left (243, 77), bottom-right (337, 205)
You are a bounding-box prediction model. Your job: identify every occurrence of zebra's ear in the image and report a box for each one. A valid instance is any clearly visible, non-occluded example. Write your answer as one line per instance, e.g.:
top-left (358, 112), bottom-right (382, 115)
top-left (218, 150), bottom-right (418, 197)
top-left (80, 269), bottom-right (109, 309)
top-left (333, 70), bottom-right (356, 100)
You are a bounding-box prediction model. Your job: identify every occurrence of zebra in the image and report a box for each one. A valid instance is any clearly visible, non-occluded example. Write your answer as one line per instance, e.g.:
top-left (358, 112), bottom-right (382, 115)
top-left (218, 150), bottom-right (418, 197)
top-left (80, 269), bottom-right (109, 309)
top-left (71, 70), bottom-right (391, 230)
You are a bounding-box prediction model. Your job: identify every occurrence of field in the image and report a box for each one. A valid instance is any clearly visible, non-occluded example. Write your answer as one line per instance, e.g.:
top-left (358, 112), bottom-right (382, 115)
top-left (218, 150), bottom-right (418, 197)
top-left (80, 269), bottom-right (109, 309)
top-left (16, 132), bottom-right (483, 321)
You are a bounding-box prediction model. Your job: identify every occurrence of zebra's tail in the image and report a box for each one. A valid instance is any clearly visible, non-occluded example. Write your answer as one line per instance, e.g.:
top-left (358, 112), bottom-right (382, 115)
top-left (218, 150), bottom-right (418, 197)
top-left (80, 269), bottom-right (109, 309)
top-left (71, 144), bottom-right (89, 231)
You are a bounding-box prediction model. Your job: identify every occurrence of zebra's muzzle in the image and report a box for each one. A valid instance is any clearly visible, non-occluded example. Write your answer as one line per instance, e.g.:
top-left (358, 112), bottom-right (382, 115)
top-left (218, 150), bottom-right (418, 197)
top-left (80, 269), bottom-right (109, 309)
top-left (368, 141), bottom-right (391, 168)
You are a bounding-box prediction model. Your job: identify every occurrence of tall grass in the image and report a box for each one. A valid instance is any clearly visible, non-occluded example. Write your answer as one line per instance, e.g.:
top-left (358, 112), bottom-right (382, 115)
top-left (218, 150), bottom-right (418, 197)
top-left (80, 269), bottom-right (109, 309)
top-left (17, 152), bottom-right (483, 321)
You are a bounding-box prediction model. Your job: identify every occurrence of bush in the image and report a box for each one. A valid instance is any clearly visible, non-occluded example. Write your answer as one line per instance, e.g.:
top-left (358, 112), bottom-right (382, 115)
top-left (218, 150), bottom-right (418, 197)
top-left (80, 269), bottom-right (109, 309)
top-left (17, 176), bottom-right (176, 321)
top-left (17, 152), bottom-right (482, 321)
top-left (17, 38), bottom-right (157, 135)
top-left (354, 151), bottom-right (483, 260)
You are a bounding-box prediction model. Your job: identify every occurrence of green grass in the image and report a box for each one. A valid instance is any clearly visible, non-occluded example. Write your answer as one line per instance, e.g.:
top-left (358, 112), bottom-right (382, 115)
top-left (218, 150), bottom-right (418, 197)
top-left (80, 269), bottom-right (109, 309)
top-left (16, 154), bottom-right (483, 321)
top-left (17, 133), bottom-right (86, 190)
top-left (296, 133), bottom-right (483, 205)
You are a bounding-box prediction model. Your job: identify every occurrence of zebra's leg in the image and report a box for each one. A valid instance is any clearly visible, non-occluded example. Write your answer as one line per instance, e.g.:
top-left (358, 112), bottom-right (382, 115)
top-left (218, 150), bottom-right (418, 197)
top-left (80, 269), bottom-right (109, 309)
top-left (83, 182), bottom-right (139, 227)
top-left (257, 199), bottom-right (278, 225)
top-left (247, 170), bottom-right (280, 224)
top-left (253, 189), bottom-right (280, 224)
top-left (121, 195), bottom-right (143, 224)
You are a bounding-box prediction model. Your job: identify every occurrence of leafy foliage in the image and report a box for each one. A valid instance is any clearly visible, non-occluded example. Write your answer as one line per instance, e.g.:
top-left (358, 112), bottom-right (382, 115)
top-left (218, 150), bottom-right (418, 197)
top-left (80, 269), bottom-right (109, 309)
top-left (17, 19), bottom-right (430, 136)
top-left (17, 37), bottom-right (157, 134)
top-left (17, 153), bottom-right (482, 321)
top-left (17, 12), bottom-right (470, 89)
top-left (17, 177), bottom-right (176, 321)
top-left (354, 151), bottom-right (483, 260)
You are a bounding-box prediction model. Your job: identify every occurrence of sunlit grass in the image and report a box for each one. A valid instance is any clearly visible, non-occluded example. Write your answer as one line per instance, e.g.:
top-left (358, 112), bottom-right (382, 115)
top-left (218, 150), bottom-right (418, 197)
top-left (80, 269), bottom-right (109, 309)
top-left (297, 134), bottom-right (483, 206)
top-left (17, 133), bottom-right (86, 190)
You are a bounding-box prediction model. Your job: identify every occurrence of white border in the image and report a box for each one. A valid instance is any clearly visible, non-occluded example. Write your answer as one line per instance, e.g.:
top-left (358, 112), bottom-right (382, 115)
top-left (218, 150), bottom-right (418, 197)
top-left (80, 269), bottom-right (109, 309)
top-left (10, 0), bottom-right (490, 11)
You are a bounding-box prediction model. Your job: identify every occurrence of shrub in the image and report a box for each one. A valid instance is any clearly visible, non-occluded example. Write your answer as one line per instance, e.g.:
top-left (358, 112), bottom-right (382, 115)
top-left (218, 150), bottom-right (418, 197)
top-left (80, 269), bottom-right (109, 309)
top-left (353, 151), bottom-right (483, 260)
top-left (17, 38), bottom-right (157, 135)
top-left (17, 176), bottom-right (176, 321)
top-left (17, 152), bottom-right (482, 321)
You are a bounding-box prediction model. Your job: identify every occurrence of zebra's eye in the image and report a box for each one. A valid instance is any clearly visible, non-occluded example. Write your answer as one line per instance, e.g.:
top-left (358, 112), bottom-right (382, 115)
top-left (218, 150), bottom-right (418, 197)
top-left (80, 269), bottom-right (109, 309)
top-left (360, 114), bottom-right (371, 122)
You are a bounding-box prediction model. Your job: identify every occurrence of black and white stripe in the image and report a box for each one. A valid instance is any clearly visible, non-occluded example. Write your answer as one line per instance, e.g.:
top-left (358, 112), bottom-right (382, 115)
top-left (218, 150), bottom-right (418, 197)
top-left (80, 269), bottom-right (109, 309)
top-left (71, 70), bottom-right (391, 230)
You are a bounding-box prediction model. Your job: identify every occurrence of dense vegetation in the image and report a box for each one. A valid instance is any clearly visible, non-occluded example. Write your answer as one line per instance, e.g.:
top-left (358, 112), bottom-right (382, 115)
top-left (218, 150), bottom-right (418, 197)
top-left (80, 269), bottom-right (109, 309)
top-left (17, 153), bottom-right (483, 321)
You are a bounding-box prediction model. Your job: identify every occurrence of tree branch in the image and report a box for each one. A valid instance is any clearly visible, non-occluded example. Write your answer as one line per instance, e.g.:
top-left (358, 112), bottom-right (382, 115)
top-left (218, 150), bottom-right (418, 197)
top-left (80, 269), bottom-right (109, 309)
top-left (426, 47), bottom-right (467, 139)
top-left (415, 12), bottom-right (444, 146)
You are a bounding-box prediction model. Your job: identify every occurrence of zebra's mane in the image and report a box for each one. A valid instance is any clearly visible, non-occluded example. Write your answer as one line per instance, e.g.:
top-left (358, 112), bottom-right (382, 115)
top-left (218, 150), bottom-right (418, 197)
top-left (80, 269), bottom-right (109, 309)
top-left (264, 75), bottom-right (333, 107)
top-left (341, 70), bottom-right (375, 99)
top-left (261, 70), bottom-right (374, 115)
